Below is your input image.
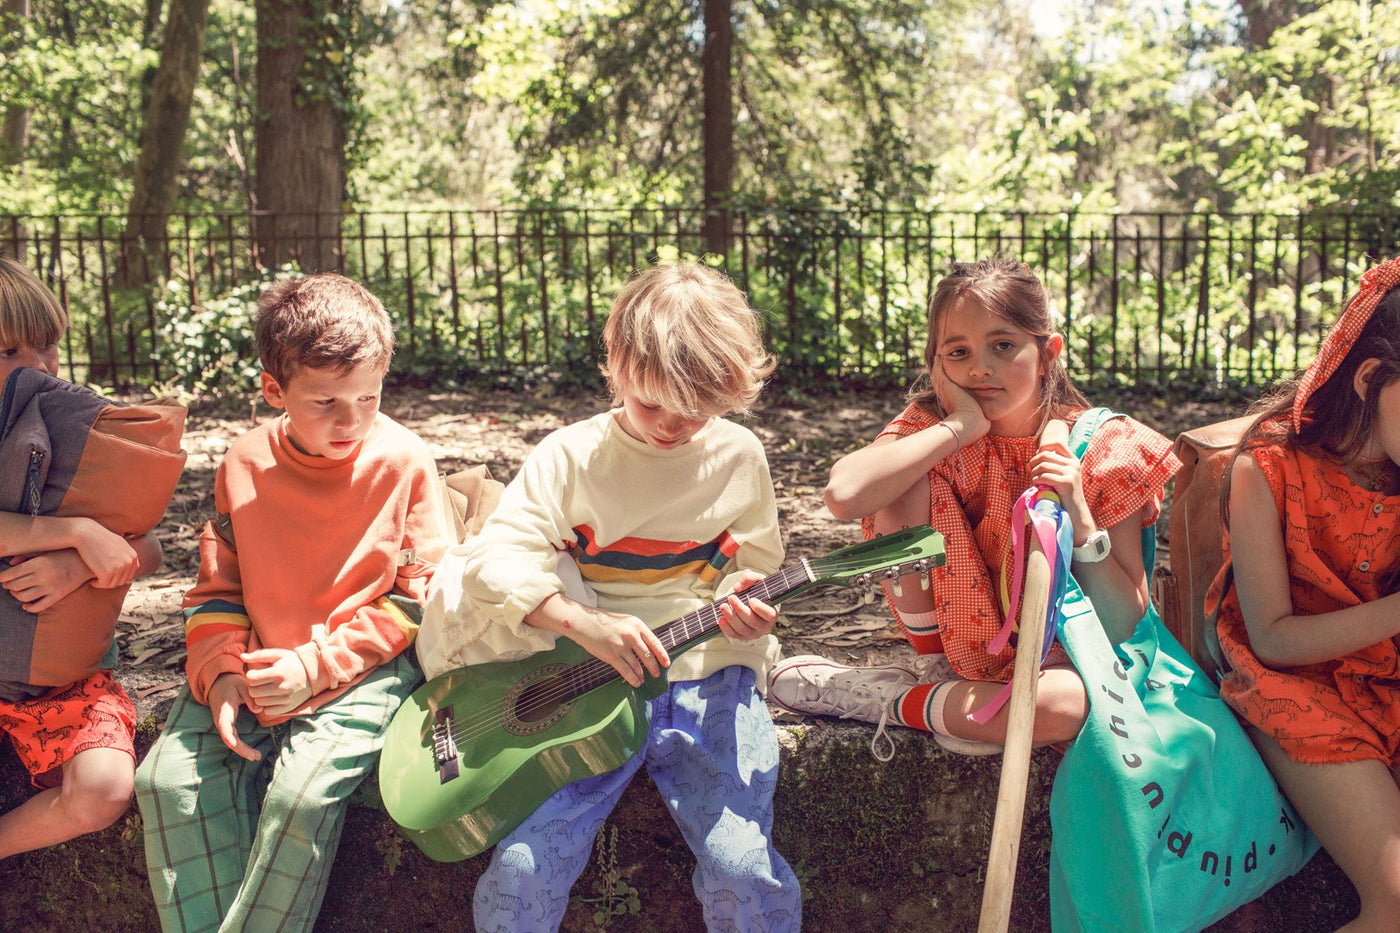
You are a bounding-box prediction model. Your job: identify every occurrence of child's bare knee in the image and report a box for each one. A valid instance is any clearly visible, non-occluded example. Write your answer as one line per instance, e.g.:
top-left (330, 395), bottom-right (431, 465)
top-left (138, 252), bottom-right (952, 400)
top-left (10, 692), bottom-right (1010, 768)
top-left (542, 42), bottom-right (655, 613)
top-left (1039, 672), bottom-right (1089, 743)
top-left (62, 752), bottom-right (135, 832)
top-left (63, 785), bottom-right (132, 834)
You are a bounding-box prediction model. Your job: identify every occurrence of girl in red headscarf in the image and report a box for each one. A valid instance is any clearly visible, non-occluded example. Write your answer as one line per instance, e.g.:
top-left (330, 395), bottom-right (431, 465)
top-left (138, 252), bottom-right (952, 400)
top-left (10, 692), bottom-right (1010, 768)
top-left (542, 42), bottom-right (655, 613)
top-left (1214, 257), bottom-right (1400, 932)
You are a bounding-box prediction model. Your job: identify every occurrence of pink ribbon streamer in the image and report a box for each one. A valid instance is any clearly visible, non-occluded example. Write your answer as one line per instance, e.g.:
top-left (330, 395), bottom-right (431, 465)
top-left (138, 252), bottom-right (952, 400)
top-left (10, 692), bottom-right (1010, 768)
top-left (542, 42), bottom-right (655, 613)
top-left (969, 484), bottom-right (1064, 725)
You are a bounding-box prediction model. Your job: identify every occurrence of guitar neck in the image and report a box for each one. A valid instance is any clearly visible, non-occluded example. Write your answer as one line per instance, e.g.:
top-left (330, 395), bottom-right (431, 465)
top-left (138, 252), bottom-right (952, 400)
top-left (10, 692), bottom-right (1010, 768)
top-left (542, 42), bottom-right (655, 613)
top-left (556, 561), bottom-right (816, 700)
top-left (652, 560), bottom-right (814, 658)
top-left (555, 526), bottom-right (942, 700)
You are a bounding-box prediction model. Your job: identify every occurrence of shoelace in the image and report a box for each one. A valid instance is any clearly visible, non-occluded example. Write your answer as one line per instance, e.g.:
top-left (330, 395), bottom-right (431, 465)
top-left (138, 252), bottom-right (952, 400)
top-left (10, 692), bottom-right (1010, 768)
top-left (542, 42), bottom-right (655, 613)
top-left (867, 704), bottom-right (896, 762)
top-left (831, 681), bottom-right (899, 762)
top-left (789, 667), bottom-right (905, 762)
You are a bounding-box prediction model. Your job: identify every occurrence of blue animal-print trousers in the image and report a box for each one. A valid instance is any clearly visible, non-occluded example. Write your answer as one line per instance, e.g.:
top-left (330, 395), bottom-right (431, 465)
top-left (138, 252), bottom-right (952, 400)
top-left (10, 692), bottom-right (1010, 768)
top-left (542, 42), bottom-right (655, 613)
top-left (473, 665), bottom-right (801, 932)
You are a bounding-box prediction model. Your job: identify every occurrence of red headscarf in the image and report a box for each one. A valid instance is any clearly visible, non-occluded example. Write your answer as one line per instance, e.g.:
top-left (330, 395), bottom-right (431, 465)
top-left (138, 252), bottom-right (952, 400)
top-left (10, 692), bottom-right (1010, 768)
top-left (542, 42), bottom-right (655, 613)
top-left (1293, 257), bottom-right (1400, 431)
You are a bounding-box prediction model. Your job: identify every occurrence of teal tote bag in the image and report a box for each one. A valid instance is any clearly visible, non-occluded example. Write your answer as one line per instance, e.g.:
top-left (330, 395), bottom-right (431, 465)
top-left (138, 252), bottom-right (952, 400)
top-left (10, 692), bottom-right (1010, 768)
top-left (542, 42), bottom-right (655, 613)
top-left (1047, 409), bottom-right (1318, 932)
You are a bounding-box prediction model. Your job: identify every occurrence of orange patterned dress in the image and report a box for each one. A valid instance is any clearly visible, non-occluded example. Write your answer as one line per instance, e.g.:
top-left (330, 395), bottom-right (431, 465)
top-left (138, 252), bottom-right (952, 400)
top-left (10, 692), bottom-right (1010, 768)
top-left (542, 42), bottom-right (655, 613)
top-left (864, 403), bottom-right (1180, 683)
top-left (1216, 443), bottom-right (1400, 765)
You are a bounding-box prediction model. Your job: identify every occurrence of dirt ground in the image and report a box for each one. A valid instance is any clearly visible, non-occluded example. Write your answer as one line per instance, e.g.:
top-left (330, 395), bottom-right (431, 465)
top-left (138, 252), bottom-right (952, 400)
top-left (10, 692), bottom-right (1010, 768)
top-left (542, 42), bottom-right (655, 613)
top-left (114, 385), bottom-right (1242, 724)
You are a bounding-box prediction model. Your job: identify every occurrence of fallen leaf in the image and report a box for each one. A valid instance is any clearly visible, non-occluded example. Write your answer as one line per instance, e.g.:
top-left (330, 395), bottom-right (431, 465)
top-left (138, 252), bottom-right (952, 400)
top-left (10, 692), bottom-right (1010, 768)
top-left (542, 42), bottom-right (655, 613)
top-left (137, 680), bottom-right (184, 699)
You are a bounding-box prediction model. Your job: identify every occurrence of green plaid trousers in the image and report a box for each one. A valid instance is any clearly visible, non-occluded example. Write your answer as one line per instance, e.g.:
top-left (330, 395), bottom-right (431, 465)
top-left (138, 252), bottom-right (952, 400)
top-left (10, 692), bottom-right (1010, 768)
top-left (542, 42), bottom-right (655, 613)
top-left (135, 653), bottom-right (419, 933)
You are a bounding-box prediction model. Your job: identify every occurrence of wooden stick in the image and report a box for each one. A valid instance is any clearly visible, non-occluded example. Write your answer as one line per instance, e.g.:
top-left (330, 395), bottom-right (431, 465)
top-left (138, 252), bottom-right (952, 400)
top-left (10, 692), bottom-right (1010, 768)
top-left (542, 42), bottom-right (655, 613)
top-left (977, 418), bottom-right (1068, 933)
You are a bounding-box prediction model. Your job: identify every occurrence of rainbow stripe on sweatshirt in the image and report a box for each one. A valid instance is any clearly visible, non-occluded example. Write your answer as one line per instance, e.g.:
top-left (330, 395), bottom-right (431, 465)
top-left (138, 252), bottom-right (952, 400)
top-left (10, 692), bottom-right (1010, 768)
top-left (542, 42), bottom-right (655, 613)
top-left (568, 524), bottom-right (740, 587)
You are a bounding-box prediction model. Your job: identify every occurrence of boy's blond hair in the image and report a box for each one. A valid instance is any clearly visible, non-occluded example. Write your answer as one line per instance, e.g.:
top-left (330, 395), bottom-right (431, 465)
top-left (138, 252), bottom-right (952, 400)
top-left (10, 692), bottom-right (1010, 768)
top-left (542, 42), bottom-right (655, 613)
top-left (254, 273), bottom-right (395, 385)
top-left (601, 262), bottom-right (774, 417)
top-left (0, 257), bottom-right (69, 349)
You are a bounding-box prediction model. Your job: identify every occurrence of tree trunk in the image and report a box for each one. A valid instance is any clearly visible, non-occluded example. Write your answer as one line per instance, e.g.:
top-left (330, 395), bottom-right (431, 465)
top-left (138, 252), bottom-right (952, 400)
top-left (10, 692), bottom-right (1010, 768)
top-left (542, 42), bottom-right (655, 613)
top-left (1235, 0), bottom-right (1301, 49)
top-left (0, 0), bottom-right (27, 166)
top-left (1, 0), bottom-right (30, 261)
top-left (120, 0), bottom-right (212, 287)
top-left (254, 0), bottom-right (346, 273)
top-left (142, 0), bottom-right (165, 47)
top-left (702, 0), bottom-right (734, 256)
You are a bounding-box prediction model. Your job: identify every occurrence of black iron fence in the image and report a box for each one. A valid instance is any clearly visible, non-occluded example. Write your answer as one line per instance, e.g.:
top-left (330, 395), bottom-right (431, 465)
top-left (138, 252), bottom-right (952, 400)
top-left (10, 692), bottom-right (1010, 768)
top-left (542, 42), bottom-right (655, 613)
top-left (3, 208), bottom-right (1396, 391)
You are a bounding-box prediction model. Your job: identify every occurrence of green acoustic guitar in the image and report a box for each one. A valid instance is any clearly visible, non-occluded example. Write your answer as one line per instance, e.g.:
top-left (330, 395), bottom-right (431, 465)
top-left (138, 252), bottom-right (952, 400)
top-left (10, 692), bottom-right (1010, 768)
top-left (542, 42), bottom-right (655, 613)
top-left (378, 525), bottom-right (945, 862)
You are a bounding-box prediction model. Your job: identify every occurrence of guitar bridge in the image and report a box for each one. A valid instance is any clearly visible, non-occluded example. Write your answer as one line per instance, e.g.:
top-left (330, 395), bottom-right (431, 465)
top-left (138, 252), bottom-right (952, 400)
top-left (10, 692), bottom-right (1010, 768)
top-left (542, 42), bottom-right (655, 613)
top-left (432, 705), bottom-right (459, 784)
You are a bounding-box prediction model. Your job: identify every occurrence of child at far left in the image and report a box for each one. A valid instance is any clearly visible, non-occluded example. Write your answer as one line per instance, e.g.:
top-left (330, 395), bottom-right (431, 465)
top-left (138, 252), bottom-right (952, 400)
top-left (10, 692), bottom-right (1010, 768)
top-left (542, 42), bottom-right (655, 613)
top-left (0, 256), bottom-right (174, 860)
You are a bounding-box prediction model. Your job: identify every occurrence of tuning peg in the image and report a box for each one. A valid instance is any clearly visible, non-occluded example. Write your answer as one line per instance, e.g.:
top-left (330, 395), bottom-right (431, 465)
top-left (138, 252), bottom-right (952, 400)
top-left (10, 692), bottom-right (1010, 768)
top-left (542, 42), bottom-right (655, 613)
top-left (920, 572), bottom-right (930, 591)
top-left (890, 575), bottom-right (903, 598)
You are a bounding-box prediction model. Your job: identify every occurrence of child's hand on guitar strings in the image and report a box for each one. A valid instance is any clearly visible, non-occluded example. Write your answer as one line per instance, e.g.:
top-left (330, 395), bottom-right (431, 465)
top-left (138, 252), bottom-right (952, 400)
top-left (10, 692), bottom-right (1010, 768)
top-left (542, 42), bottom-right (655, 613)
top-left (542, 596), bottom-right (670, 688)
top-left (717, 571), bottom-right (778, 641)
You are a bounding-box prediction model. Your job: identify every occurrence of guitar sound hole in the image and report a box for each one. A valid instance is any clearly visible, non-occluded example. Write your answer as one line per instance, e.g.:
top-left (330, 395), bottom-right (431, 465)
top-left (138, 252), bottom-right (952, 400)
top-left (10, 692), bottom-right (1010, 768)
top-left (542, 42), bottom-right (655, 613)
top-left (502, 664), bottom-right (575, 736)
top-left (514, 678), bottom-right (565, 725)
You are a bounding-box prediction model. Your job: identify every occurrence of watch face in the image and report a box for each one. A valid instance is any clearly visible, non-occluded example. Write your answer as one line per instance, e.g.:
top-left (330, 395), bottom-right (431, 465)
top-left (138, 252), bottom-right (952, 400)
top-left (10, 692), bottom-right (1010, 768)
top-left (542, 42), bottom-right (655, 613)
top-left (1075, 530), bottom-right (1110, 562)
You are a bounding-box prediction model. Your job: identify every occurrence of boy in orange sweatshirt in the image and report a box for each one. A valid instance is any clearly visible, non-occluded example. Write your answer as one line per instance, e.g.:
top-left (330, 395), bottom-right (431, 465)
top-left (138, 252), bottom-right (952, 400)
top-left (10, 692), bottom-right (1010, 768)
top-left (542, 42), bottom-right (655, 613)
top-left (135, 273), bottom-right (449, 933)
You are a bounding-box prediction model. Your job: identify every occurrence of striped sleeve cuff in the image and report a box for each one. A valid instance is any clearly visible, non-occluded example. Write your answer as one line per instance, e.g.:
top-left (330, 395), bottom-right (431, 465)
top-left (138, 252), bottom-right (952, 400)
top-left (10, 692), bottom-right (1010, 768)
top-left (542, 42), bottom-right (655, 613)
top-left (184, 598), bottom-right (251, 644)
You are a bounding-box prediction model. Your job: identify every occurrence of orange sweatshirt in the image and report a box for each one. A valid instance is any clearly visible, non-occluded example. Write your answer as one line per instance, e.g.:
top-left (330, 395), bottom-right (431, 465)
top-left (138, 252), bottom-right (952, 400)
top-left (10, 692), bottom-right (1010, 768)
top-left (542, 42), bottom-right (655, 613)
top-left (183, 413), bottom-right (447, 724)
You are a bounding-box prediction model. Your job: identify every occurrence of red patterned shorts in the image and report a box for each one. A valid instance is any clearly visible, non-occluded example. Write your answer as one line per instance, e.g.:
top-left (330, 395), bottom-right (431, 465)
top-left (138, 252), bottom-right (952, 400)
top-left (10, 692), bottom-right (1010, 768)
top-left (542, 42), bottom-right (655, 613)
top-left (0, 671), bottom-right (136, 788)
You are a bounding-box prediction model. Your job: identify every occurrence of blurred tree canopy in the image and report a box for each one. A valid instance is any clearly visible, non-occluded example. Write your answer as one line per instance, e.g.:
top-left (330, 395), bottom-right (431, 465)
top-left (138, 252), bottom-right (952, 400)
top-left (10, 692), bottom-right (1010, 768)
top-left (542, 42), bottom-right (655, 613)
top-left (1, 0), bottom-right (1397, 220)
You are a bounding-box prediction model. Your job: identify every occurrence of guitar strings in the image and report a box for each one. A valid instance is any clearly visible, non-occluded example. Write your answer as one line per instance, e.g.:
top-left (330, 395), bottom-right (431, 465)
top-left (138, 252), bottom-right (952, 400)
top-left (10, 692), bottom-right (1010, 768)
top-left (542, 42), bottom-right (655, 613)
top-left (435, 552), bottom-right (932, 748)
top-left (436, 553), bottom-right (930, 747)
top-left (436, 566), bottom-right (808, 746)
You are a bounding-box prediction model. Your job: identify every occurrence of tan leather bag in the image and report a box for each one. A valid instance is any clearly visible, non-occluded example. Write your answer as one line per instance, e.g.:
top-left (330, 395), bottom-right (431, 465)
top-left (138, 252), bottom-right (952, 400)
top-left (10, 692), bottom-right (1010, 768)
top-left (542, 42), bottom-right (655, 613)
top-left (439, 464), bottom-right (503, 544)
top-left (1152, 415), bottom-right (1253, 680)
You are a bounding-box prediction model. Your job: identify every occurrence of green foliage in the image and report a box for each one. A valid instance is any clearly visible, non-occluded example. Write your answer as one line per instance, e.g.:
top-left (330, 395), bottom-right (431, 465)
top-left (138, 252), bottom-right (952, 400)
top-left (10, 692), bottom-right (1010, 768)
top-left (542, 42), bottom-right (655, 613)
top-left (7, 0), bottom-right (1400, 395)
top-left (0, 0), bottom-right (151, 213)
top-left (374, 825), bottom-right (405, 877)
top-left (151, 265), bottom-right (301, 398)
top-left (569, 825), bottom-right (642, 929)
top-left (10, 0), bottom-right (1400, 220)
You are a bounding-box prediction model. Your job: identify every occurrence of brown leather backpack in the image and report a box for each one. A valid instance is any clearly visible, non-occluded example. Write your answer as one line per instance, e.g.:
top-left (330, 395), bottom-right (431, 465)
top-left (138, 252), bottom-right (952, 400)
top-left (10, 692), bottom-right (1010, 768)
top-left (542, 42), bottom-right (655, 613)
top-left (439, 464), bottom-right (504, 543)
top-left (1152, 415), bottom-right (1253, 680)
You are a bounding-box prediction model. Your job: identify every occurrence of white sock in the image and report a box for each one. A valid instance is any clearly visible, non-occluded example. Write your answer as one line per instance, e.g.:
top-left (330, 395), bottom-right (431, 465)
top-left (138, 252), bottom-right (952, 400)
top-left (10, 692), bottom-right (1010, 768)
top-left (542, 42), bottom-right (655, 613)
top-left (896, 608), bottom-right (940, 637)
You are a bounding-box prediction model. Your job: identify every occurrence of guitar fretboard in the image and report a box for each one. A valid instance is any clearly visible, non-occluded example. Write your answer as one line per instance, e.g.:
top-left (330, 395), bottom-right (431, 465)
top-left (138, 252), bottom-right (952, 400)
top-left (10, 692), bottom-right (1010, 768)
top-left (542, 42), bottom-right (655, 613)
top-left (561, 561), bottom-right (813, 699)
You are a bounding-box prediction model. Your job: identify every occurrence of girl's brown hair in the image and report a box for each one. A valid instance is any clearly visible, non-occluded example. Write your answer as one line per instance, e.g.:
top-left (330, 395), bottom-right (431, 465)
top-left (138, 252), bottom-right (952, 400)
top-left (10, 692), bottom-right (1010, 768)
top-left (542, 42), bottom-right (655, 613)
top-left (909, 257), bottom-right (1087, 424)
top-left (1221, 283), bottom-right (1400, 527)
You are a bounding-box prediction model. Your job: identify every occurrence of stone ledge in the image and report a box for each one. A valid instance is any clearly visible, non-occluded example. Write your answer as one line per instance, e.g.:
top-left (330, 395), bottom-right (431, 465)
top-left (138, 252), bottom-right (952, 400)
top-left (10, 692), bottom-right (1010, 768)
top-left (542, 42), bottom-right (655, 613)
top-left (0, 720), bottom-right (1353, 932)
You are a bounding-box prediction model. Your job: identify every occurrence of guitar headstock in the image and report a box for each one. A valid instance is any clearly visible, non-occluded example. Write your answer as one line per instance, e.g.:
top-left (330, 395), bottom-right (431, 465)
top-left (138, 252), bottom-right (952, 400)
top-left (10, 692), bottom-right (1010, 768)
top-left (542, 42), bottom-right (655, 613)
top-left (805, 526), bottom-right (945, 591)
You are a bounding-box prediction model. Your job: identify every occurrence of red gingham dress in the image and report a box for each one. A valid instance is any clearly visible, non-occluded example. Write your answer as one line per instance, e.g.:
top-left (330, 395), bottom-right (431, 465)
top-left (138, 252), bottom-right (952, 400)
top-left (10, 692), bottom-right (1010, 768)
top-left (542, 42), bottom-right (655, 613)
top-left (864, 403), bottom-right (1180, 683)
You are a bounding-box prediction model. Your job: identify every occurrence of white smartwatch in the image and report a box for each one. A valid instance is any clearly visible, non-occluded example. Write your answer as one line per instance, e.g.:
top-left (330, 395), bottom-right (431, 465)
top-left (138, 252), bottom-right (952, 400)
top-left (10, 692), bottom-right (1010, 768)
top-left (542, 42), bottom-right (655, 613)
top-left (1073, 529), bottom-right (1111, 563)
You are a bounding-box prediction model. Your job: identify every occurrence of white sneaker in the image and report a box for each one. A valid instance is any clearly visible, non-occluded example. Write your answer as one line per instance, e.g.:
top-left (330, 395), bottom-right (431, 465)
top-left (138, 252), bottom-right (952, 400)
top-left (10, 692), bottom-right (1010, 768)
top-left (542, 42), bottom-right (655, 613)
top-left (909, 652), bottom-right (958, 683)
top-left (767, 656), bottom-right (919, 761)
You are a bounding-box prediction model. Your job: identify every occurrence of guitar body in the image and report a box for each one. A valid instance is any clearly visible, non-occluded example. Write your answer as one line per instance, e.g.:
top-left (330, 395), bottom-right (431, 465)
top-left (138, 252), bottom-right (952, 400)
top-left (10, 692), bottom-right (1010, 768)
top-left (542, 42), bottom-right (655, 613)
top-left (380, 638), bottom-right (668, 862)
top-left (378, 525), bottom-right (945, 863)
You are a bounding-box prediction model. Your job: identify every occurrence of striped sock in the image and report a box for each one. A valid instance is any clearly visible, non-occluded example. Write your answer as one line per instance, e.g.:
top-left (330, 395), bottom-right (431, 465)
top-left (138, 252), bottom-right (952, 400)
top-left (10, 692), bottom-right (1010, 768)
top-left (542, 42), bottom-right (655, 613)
top-left (892, 678), bottom-right (1003, 756)
top-left (893, 608), bottom-right (945, 655)
top-left (890, 680), bottom-right (952, 734)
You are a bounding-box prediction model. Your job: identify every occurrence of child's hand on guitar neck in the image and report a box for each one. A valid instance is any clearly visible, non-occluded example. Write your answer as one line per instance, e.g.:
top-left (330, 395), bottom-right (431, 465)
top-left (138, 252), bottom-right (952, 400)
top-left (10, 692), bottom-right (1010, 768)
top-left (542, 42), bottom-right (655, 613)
top-left (526, 592), bottom-right (670, 688)
top-left (717, 571), bottom-right (778, 641)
